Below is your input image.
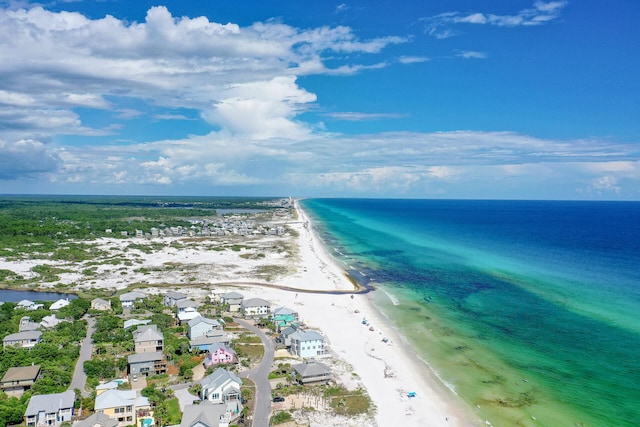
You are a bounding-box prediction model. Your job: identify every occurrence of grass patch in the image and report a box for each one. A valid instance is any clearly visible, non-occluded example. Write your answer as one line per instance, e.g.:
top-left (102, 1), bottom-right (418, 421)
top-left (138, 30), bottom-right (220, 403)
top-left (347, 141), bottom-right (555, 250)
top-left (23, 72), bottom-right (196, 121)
top-left (270, 411), bottom-right (293, 425)
top-left (324, 385), bottom-right (372, 416)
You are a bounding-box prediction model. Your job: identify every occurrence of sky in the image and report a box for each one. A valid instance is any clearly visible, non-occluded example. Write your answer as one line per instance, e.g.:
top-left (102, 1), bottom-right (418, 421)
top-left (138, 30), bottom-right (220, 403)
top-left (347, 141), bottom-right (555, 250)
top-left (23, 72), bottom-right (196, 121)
top-left (1, 0), bottom-right (639, 199)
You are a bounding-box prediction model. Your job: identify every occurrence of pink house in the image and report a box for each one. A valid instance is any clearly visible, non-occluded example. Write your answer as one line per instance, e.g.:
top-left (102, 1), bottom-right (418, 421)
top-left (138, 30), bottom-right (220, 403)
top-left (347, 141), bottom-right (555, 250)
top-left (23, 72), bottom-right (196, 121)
top-left (203, 342), bottom-right (237, 367)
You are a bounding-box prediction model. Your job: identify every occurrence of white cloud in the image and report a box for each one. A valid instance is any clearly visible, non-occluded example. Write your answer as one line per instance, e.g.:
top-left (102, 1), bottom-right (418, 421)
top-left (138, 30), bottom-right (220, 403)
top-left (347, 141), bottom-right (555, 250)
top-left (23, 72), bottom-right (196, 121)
top-left (457, 51), bottom-right (487, 59)
top-left (0, 5), bottom-right (405, 179)
top-left (423, 1), bottom-right (568, 38)
top-left (324, 112), bottom-right (408, 121)
top-left (398, 56), bottom-right (430, 64)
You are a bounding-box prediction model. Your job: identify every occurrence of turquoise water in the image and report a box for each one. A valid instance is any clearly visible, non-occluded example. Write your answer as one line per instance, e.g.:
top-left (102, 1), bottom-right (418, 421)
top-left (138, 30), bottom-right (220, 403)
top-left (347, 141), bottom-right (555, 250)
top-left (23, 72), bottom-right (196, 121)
top-left (301, 199), bottom-right (640, 427)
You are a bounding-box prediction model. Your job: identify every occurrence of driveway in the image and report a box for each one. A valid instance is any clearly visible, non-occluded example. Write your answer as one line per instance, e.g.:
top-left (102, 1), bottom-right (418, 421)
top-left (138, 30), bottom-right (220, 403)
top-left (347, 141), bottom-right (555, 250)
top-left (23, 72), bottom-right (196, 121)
top-left (68, 315), bottom-right (95, 397)
top-left (234, 318), bottom-right (275, 427)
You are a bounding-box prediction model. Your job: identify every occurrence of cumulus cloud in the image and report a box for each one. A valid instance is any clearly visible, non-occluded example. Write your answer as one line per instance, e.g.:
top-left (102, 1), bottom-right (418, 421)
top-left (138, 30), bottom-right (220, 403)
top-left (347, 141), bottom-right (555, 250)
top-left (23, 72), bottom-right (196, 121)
top-left (0, 139), bottom-right (60, 179)
top-left (0, 5), bottom-right (406, 179)
top-left (324, 112), bottom-right (408, 121)
top-left (457, 51), bottom-right (487, 59)
top-left (423, 1), bottom-right (568, 38)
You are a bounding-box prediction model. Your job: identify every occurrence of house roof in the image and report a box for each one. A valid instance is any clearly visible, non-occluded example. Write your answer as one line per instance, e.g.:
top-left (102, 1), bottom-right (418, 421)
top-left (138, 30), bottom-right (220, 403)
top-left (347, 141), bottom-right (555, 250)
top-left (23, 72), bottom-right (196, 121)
top-left (241, 297), bottom-right (270, 308)
top-left (96, 381), bottom-right (119, 391)
top-left (124, 319), bottom-right (151, 329)
top-left (92, 298), bottom-right (110, 305)
top-left (293, 361), bottom-right (330, 377)
top-left (273, 307), bottom-right (297, 316)
top-left (119, 291), bottom-right (146, 302)
top-left (40, 315), bottom-right (65, 329)
top-left (25, 390), bottom-right (75, 415)
top-left (180, 402), bottom-right (227, 427)
top-left (165, 291), bottom-right (187, 300)
top-left (74, 411), bottom-right (119, 427)
top-left (95, 389), bottom-right (146, 410)
top-left (128, 351), bottom-right (164, 364)
top-left (133, 325), bottom-right (163, 342)
top-left (1, 365), bottom-right (41, 383)
top-left (189, 335), bottom-right (229, 348)
top-left (200, 367), bottom-right (241, 390)
top-left (206, 342), bottom-right (235, 355)
top-left (178, 310), bottom-right (201, 322)
top-left (49, 299), bottom-right (70, 310)
top-left (17, 299), bottom-right (35, 307)
top-left (222, 291), bottom-right (243, 300)
top-left (176, 299), bottom-right (199, 309)
top-left (291, 329), bottom-right (324, 342)
top-left (3, 330), bottom-right (42, 342)
top-left (188, 316), bottom-right (221, 329)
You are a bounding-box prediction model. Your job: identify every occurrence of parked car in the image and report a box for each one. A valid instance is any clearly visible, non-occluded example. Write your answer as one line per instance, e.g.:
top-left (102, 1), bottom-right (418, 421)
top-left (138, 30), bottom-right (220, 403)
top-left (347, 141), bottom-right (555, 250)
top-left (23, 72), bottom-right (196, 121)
top-left (272, 396), bottom-right (285, 403)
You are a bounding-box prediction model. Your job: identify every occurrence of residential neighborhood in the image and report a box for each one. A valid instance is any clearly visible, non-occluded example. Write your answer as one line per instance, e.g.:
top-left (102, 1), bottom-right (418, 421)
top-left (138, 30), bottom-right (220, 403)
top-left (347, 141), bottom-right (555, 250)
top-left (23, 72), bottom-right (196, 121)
top-left (0, 286), bottom-right (355, 427)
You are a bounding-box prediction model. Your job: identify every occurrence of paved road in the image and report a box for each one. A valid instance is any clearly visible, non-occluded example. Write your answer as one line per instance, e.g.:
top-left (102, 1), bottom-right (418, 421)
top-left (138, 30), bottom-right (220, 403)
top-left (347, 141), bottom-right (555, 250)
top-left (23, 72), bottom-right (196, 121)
top-left (235, 318), bottom-right (275, 427)
top-left (69, 315), bottom-right (96, 397)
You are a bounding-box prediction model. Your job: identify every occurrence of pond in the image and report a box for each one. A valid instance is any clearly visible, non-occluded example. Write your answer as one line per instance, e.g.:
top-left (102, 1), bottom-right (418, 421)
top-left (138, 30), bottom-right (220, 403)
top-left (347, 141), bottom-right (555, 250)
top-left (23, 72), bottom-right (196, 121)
top-left (0, 288), bottom-right (77, 302)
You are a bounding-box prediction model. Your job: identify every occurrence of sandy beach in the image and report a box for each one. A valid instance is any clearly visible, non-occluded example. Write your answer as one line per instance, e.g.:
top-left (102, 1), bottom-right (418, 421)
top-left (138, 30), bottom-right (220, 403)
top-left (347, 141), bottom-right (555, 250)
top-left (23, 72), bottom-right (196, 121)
top-left (0, 201), bottom-right (481, 426)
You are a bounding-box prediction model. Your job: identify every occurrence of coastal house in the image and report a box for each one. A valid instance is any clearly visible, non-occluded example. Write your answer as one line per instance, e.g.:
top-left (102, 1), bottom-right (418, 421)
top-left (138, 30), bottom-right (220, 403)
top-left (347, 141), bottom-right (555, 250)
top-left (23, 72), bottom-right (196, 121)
top-left (176, 298), bottom-right (199, 314)
top-left (128, 352), bottom-right (167, 376)
top-left (220, 292), bottom-right (243, 312)
top-left (163, 291), bottom-right (187, 307)
top-left (133, 325), bottom-right (164, 353)
top-left (91, 298), bottom-right (112, 311)
top-left (288, 328), bottom-right (328, 359)
top-left (119, 291), bottom-right (146, 309)
top-left (24, 390), bottom-right (75, 427)
top-left (18, 316), bottom-right (41, 332)
top-left (177, 307), bottom-right (201, 325)
top-left (180, 402), bottom-right (232, 427)
top-left (272, 307), bottom-right (298, 331)
top-left (74, 412), bottom-right (119, 427)
top-left (189, 333), bottom-right (230, 353)
top-left (200, 368), bottom-right (242, 406)
top-left (49, 298), bottom-right (70, 311)
top-left (240, 298), bottom-right (271, 318)
top-left (203, 343), bottom-right (236, 367)
top-left (40, 315), bottom-right (66, 329)
top-left (15, 300), bottom-right (43, 311)
top-left (3, 331), bottom-right (42, 349)
top-left (188, 316), bottom-right (223, 340)
top-left (94, 388), bottom-right (151, 427)
top-left (0, 364), bottom-right (41, 397)
top-left (292, 361), bottom-right (331, 384)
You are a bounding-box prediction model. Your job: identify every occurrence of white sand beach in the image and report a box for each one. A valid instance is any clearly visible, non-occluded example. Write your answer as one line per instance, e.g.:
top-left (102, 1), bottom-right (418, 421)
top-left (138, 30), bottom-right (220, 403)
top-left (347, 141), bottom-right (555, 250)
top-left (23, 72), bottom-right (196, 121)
top-left (0, 202), bottom-right (481, 426)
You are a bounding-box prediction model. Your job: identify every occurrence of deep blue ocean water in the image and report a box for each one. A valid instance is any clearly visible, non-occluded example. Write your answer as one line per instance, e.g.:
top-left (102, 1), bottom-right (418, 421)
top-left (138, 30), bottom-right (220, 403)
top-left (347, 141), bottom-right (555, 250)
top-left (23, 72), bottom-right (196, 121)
top-left (301, 199), bottom-right (640, 427)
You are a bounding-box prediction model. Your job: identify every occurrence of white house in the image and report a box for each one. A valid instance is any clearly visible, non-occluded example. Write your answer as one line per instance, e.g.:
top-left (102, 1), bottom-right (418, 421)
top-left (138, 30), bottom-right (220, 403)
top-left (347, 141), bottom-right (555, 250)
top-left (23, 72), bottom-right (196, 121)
top-left (24, 390), bottom-right (75, 427)
top-left (40, 315), bottom-right (66, 329)
top-left (289, 329), bottom-right (328, 359)
top-left (94, 388), bottom-right (151, 427)
top-left (200, 368), bottom-right (242, 405)
top-left (188, 316), bottom-right (223, 340)
top-left (177, 307), bottom-right (201, 325)
top-left (176, 299), bottom-right (199, 314)
top-left (240, 298), bottom-right (270, 318)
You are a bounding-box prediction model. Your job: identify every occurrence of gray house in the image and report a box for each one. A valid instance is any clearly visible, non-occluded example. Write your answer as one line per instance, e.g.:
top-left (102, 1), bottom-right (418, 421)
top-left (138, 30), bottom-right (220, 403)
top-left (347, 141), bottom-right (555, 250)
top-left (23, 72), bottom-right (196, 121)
top-left (220, 292), bottom-right (244, 312)
top-left (292, 361), bottom-right (331, 384)
top-left (200, 368), bottom-right (242, 405)
top-left (24, 390), bottom-right (75, 427)
top-left (3, 331), bottom-right (42, 349)
top-left (74, 412), bottom-right (119, 427)
top-left (180, 401), bottom-right (233, 427)
top-left (163, 291), bottom-right (187, 307)
top-left (128, 352), bottom-right (167, 376)
top-left (0, 365), bottom-right (41, 397)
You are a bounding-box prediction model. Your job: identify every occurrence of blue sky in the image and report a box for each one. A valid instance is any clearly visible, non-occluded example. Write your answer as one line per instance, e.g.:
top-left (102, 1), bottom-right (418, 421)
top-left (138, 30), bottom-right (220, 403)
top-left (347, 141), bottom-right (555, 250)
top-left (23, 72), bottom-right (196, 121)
top-left (1, 0), bottom-right (639, 199)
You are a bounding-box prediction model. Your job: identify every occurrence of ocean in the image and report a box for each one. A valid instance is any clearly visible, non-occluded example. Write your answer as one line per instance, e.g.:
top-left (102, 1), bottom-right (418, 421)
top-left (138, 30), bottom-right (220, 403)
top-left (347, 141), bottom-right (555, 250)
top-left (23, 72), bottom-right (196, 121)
top-left (300, 199), bottom-right (640, 427)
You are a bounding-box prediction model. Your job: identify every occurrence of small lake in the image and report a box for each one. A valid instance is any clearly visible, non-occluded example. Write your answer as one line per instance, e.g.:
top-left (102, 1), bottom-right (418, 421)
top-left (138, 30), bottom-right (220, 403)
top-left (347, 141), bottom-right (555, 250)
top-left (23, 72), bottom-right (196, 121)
top-left (0, 289), bottom-right (77, 302)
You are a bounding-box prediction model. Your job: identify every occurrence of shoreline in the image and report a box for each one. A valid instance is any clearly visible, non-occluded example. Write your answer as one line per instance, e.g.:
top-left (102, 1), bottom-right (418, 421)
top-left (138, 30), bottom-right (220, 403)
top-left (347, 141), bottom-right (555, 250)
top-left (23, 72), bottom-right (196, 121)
top-left (266, 200), bottom-right (483, 426)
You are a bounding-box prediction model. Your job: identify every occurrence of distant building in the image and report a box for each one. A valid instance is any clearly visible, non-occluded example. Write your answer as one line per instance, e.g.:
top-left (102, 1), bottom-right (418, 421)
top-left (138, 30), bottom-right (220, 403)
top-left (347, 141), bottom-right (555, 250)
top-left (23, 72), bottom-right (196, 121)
top-left (240, 298), bottom-right (270, 318)
top-left (180, 402), bottom-right (232, 427)
top-left (128, 352), bottom-right (167, 376)
top-left (292, 361), bottom-right (331, 384)
top-left (91, 298), bottom-right (112, 311)
top-left (119, 291), bottom-right (146, 309)
top-left (188, 316), bottom-right (223, 340)
top-left (163, 291), bottom-right (187, 307)
top-left (49, 298), bottom-right (70, 311)
top-left (220, 292), bottom-right (244, 312)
